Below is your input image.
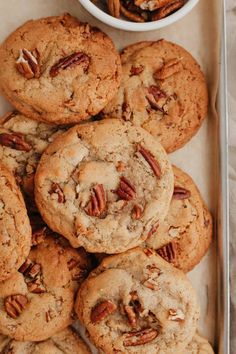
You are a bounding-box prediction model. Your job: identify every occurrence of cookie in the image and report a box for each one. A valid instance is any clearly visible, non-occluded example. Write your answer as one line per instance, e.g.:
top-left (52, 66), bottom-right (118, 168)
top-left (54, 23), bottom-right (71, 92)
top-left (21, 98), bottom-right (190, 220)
top-left (0, 14), bottom-right (122, 124)
top-left (35, 119), bottom-right (174, 253)
top-left (0, 236), bottom-right (91, 341)
top-left (183, 333), bottom-right (214, 354)
top-left (75, 248), bottom-right (200, 354)
top-left (0, 163), bottom-right (31, 282)
top-left (146, 166), bottom-right (212, 272)
top-left (103, 39), bottom-right (208, 153)
top-left (0, 327), bottom-right (91, 353)
top-left (0, 111), bottom-right (68, 197)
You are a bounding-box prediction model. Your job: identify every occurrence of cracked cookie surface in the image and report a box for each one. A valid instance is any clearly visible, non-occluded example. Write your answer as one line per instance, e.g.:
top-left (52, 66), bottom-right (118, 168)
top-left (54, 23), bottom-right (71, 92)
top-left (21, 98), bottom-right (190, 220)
top-left (146, 166), bottom-right (213, 272)
top-left (0, 327), bottom-right (91, 354)
top-left (0, 14), bottom-right (122, 124)
top-left (103, 39), bottom-right (208, 153)
top-left (0, 236), bottom-right (91, 341)
top-left (75, 248), bottom-right (200, 354)
top-left (35, 119), bottom-right (174, 253)
top-left (0, 163), bottom-right (31, 282)
top-left (0, 111), bottom-right (68, 197)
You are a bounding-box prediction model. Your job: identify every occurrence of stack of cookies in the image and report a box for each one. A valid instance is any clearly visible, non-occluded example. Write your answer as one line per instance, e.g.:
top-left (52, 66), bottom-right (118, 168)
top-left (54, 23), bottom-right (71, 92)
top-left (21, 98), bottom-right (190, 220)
top-left (0, 13), bottom-right (214, 354)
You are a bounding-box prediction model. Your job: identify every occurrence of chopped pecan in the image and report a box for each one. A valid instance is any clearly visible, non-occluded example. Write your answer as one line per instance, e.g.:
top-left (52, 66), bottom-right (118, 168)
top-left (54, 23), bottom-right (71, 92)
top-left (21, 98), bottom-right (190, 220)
top-left (67, 259), bottom-right (88, 281)
top-left (32, 227), bottom-right (47, 246)
top-left (153, 58), bottom-right (182, 80)
top-left (19, 260), bottom-right (41, 279)
top-left (146, 85), bottom-right (166, 112)
top-left (107, 0), bottom-right (121, 17)
top-left (0, 133), bottom-right (32, 152)
top-left (49, 183), bottom-right (65, 203)
top-left (130, 65), bottom-right (144, 76)
top-left (143, 248), bottom-right (155, 257)
top-left (91, 300), bottom-right (117, 323)
top-left (124, 305), bottom-right (137, 327)
top-left (5, 294), bottom-right (28, 319)
top-left (124, 328), bottom-right (158, 346)
top-left (137, 144), bottom-right (161, 178)
top-left (116, 161), bottom-right (126, 172)
top-left (122, 102), bottom-right (132, 121)
top-left (86, 184), bottom-right (106, 217)
top-left (116, 177), bottom-right (136, 201)
top-left (16, 48), bottom-right (40, 79)
top-left (19, 258), bottom-right (33, 275)
top-left (152, 0), bottom-right (185, 20)
top-left (147, 223), bottom-right (159, 238)
top-left (157, 242), bottom-right (177, 263)
top-left (173, 186), bottom-right (191, 200)
top-left (132, 204), bottom-right (142, 220)
top-left (27, 279), bottom-right (46, 294)
top-left (50, 52), bottom-right (90, 77)
top-left (45, 310), bottom-right (54, 322)
top-left (168, 308), bottom-right (185, 321)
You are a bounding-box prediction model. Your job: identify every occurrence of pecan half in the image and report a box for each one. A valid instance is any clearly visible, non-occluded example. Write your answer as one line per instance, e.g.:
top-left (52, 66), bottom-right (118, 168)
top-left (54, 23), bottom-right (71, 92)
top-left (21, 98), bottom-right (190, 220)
top-left (86, 184), bottom-right (106, 217)
top-left (0, 133), bottom-right (32, 152)
top-left (124, 328), bottom-right (158, 346)
top-left (132, 204), bottom-right (142, 220)
top-left (5, 295), bottom-right (28, 319)
top-left (49, 183), bottom-right (65, 203)
top-left (168, 308), bottom-right (185, 321)
top-left (153, 58), bottom-right (182, 80)
top-left (157, 242), bottom-right (177, 263)
top-left (16, 49), bottom-right (40, 79)
top-left (122, 102), bottom-right (132, 121)
top-left (50, 52), bottom-right (90, 77)
top-left (124, 305), bottom-right (137, 327)
top-left (135, 0), bottom-right (171, 11)
top-left (116, 177), bottom-right (136, 201)
top-left (120, 3), bottom-right (146, 22)
top-left (91, 300), bottom-right (117, 323)
top-left (130, 65), bottom-right (144, 76)
top-left (107, 0), bottom-right (121, 18)
top-left (152, 0), bottom-right (185, 20)
top-left (173, 186), bottom-right (191, 200)
top-left (146, 85), bottom-right (166, 112)
top-left (137, 144), bottom-right (161, 178)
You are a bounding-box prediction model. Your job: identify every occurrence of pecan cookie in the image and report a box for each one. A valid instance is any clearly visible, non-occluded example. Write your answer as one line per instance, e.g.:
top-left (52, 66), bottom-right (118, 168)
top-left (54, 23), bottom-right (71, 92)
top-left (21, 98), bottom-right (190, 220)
top-left (35, 119), bottom-right (174, 253)
top-left (0, 14), bottom-right (121, 124)
top-left (183, 333), bottom-right (214, 354)
top-left (103, 39), bottom-right (208, 153)
top-left (146, 166), bottom-right (212, 272)
top-left (0, 327), bottom-right (91, 354)
top-left (75, 248), bottom-right (200, 354)
top-left (0, 111), bottom-right (68, 197)
top-left (0, 163), bottom-right (31, 282)
top-left (0, 236), bottom-right (91, 341)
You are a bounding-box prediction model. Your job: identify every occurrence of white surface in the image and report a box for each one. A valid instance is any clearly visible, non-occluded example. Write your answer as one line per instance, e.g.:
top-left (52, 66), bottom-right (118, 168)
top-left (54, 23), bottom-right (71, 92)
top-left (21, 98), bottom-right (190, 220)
top-left (79, 0), bottom-right (199, 31)
top-left (226, 0), bottom-right (236, 352)
top-left (0, 0), bottom-right (220, 352)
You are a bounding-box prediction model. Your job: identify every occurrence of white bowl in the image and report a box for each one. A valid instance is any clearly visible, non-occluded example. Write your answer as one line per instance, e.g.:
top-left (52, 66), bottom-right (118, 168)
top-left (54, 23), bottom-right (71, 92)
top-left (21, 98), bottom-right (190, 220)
top-left (79, 0), bottom-right (199, 32)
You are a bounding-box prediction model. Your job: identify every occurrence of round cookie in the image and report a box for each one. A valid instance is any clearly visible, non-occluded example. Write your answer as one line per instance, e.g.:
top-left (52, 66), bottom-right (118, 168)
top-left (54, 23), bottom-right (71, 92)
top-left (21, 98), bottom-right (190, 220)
top-left (35, 119), bottom-right (174, 253)
top-left (0, 111), bottom-right (68, 197)
top-left (0, 236), bottom-right (91, 341)
top-left (183, 333), bottom-right (215, 354)
top-left (75, 248), bottom-right (200, 354)
top-left (146, 166), bottom-right (212, 272)
top-left (103, 39), bottom-right (208, 153)
top-left (0, 14), bottom-right (122, 124)
top-left (0, 327), bottom-right (91, 354)
top-left (0, 163), bottom-right (31, 282)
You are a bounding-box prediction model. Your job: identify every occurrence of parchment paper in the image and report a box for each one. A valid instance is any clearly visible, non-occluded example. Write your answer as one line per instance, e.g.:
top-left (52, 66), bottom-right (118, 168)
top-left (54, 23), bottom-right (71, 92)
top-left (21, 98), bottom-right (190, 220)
top-left (0, 0), bottom-right (222, 351)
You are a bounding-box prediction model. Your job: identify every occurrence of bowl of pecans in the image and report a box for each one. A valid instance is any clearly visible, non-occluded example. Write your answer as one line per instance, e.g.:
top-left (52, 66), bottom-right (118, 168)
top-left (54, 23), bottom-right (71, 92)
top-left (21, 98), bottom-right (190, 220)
top-left (79, 0), bottom-right (199, 31)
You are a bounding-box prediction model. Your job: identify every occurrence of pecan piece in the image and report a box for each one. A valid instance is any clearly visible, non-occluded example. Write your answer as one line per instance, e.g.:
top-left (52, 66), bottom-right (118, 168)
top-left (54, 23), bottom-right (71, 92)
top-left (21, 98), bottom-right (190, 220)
top-left (153, 58), bottom-right (182, 80)
top-left (132, 204), bottom-right (142, 220)
top-left (67, 259), bottom-right (88, 281)
top-left (144, 248), bottom-right (155, 257)
top-left (86, 184), bottom-right (106, 217)
top-left (147, 223), bottom-right (159, 238)
top-left (124, 305), bottom-right (137, 327)
top-left (168, 308), bottom-right (185, 321)
top-left (50, 52), bottom-right (90, 77)
top-left (120, 3), bottom-right (145, 22)
top-left (107, 0), bottom-right (121, 17)
top-left (146, 85), bottom-right (166, 113)
top-left (0, 133), bottom-right (32, 152)
top-left (49, 183), bottom-right (65, 203)
top-left (135, 0), bottom-right (171, 11)
top-left (122, 102), bottom-right (132, 121)
top-left (5, 295), bottom-right (28, 319)
top-left (19, 260), bottom-right (41, 279)
top-left (91, 300), bottom-right (117, 323)
top-left (116, 177), bottom-right (136, 201)
top-left (173, 186), bottom-right (191, 200)
top-left (130, 65), bottom-right (144, 76)
top-left (124, 328), bottom-right (158, 346)
top-left (27, 279), bottom-right (46, 294)
top-left (157, 242), bottom-right (177, 263)
top-left (16, 49), bottom-right (40, 79)
top-left (152, 0), bottom-right (185, 20)
top-left (137, 144), bottom-right (161, 178)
